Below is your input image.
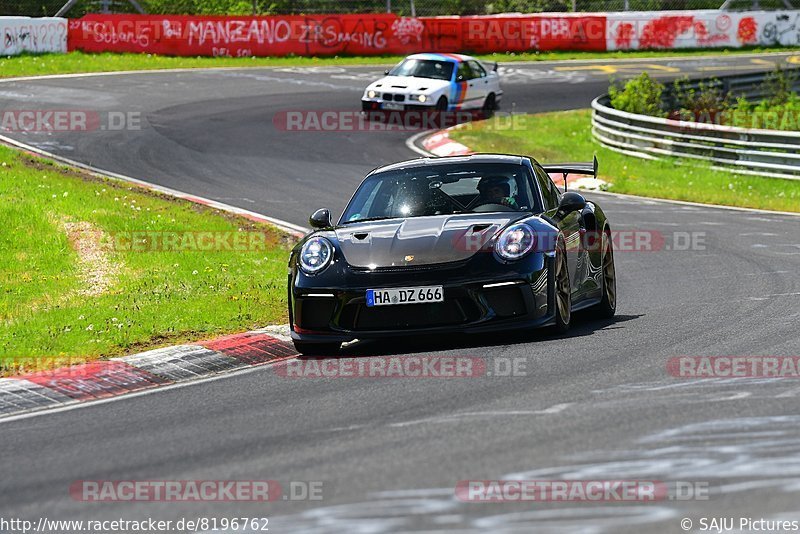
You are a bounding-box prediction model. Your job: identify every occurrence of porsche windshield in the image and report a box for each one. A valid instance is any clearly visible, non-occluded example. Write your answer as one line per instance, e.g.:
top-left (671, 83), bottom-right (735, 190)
top-left (341, 163), bottom-right (540, 224)
top-left (389, 59), bottom-right (454, 81)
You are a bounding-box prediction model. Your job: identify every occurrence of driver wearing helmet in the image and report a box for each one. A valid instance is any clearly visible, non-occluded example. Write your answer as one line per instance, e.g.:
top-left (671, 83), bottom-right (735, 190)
top-left (477, 175), bottom-right (518, 209)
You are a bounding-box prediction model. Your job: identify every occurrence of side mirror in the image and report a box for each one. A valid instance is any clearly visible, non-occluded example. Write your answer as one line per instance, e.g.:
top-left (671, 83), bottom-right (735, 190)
top-left (456, 74), bottom-right (464, 82)
top-left (309, 208), bottom-right (332, 229)
top-left (384, 69), bottom-right (390, 75)
top-left (557, 192), bottom-right (586, 217)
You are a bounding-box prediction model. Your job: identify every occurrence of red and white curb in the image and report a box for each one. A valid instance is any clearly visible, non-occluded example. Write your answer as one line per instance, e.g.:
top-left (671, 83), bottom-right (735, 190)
top-left (408, 127), bottom-right (609, 191)
top-left (0, 327), bottom-right (298, 420)
top-left (420, 129), bottom-right (473, 157)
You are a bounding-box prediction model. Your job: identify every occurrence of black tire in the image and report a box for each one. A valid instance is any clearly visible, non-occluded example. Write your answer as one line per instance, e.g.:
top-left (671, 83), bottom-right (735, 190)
top-left (553, 240), bottom-right (572, 334)
top-left (292, 341), bottom-right (341, 356)
top-left (435, 96), bottom-right (448, 111)
top-left (593, 229), bottom-right (617, 318)
top-left (482, 93), bottom-right (497, 112)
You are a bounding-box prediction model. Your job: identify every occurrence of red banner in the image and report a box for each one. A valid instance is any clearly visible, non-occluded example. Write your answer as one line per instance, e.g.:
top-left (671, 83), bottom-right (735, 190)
top-left (67, 14), bottom-right (607, 57)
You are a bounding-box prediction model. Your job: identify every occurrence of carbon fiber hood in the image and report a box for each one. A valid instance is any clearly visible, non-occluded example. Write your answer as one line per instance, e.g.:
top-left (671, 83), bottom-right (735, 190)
top-left (334, 213), bottom-right (522, 268)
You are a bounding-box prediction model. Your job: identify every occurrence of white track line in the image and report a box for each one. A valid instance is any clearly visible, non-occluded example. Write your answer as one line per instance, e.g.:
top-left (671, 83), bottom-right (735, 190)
top-left (0, 50), bottom-right (796, 85)
top-left (0, 134), bottom-right (309, 236)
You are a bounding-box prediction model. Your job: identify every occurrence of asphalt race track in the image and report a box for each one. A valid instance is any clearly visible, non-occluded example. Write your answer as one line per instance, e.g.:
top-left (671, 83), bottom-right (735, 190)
top-left (2, 53), bottom-right (800, 532)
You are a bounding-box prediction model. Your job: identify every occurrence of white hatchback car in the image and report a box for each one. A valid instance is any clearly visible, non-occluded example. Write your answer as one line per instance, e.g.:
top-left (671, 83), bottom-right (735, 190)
top-left (362, 53), bottom-right (503, 112)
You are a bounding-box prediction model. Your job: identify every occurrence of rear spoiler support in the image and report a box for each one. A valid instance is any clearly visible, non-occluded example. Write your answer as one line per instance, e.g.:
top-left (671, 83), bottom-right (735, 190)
top-left (541, 155), bottom-right (598, 192)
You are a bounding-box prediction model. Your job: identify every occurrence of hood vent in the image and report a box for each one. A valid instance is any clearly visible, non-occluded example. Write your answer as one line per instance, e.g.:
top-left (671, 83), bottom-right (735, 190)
top-left (471, 224), bottom-right (492, 233)
top-left (391, 85), bottom-right (408, 89)
top-left (353, 232), bottom-right (369, 241)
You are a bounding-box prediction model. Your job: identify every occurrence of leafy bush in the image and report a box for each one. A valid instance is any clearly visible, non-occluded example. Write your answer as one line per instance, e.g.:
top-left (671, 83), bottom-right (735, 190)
top-left (609, 72), bottom-right (666, 117)
top-left (609, 67), bottom-right (800, 132)
top-left (759, 65), bottom-right (798, 107)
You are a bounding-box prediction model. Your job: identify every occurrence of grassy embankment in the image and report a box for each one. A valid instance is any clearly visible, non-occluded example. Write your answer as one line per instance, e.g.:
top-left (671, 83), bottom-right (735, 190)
top-left (0, 145), bottom-right (297, 375)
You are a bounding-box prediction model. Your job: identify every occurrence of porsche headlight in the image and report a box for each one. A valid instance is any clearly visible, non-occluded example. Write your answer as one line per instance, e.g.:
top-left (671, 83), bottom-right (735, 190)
top-left (299, 237), bottom-right (334, 274)
top-left (367, 90), bottom-right (378, 98)
top-left (495, 223), bottom-right (536, 261)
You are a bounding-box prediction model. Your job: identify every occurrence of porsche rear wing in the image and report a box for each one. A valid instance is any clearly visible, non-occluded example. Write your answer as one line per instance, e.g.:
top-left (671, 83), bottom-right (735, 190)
top-left (541, 156), bottom-right (598, 191)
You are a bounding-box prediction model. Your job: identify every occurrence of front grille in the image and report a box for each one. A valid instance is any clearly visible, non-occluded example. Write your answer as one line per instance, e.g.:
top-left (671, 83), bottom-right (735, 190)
top-left (341, 298), bottom-right (480, 331)
top-left (483, 286), bottom-right (527, 318)
top-left (357, 302), bottom-right (463, 330)
top-left (383, 93), bottom-right (405, 102)
top-left (296, 299), bottom-right (336, 329)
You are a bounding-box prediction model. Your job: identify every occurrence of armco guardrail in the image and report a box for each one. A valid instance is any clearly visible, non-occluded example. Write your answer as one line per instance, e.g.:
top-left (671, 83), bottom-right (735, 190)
top-left (592, 69), bottom-right (800, 181)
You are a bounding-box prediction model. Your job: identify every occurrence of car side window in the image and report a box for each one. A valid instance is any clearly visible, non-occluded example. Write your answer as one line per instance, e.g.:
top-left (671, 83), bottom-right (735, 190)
top-left (456, 62), bottom-right (473, 81)
top-left (534, 165), bottom-right (560, 212)
top-left (468, 60), bottom-right (487, 78)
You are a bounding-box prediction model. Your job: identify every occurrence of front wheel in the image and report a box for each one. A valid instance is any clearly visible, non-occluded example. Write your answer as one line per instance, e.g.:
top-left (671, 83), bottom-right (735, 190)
top-left (553, 240), bottom-right (572, 334)
top-left (435, 96), bottom-right (448, 111)
top-left (292, 340), bottom-right (341, 356)
top-left (592, 229), bottom-right (617, 318)
top-left (482, 93), bottom-right (497, 112)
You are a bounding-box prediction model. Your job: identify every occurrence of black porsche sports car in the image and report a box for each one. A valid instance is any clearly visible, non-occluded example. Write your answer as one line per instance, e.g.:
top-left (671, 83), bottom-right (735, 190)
top-left (288, 154), bottom-right (616, 355)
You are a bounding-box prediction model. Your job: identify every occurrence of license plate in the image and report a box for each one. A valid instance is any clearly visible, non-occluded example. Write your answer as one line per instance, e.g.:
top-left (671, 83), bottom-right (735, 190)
top-left (382, 102), bottom-right (403, 111)
top-left (366, 286), bottom-right (443, 307)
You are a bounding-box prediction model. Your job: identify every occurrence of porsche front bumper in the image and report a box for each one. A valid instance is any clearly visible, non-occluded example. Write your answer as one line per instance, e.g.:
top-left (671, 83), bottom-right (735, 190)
top-left (289, 253), bottom-right (556, 343)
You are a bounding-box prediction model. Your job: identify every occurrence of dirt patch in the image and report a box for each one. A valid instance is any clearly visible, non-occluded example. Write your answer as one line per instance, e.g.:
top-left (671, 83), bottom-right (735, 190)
top-left (61, 220), bottom-right (119, 296)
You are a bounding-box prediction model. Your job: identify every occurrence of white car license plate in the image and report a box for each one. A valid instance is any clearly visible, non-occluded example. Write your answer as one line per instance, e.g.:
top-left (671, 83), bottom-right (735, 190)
top-left (382, 102), bottom-right (404, 111)
top-left (366, 286), bottom-right (443, 307)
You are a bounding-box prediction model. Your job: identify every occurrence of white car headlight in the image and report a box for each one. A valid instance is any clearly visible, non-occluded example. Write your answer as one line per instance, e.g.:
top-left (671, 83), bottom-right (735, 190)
top-left (367, 90), bottom-right (378, 99)
top-left (299, 237), bottom-right (334, 274)
top-left (413, 94), bottom-right (427, 102)
top-left (495, 224), bottom-right (536, 261)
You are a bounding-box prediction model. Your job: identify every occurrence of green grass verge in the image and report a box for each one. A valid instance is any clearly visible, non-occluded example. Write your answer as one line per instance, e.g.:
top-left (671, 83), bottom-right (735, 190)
top-left (0, 144), bottom-right (297, 375)
top-left (1, 47), bottom-right (799, 79)
top-left (449, 109), bottom-right (800, 213)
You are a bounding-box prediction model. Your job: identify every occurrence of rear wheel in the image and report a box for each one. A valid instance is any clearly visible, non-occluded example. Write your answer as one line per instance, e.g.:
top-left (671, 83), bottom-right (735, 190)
top-left (593, 229), bottom-right (617, 318)
top-left (553, 240), bottom-right (572, 334)
top-left (435, 96), bottom-right (448, 111)
top-left (292, 341), bottom-right (341, 356)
